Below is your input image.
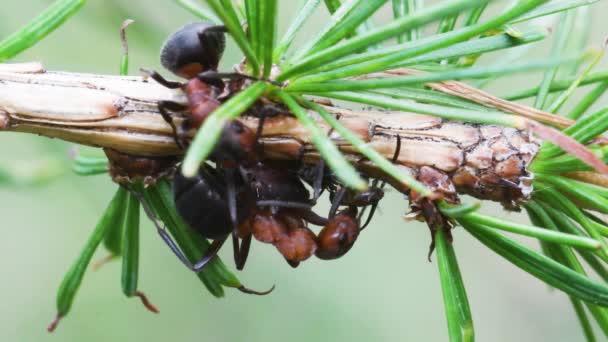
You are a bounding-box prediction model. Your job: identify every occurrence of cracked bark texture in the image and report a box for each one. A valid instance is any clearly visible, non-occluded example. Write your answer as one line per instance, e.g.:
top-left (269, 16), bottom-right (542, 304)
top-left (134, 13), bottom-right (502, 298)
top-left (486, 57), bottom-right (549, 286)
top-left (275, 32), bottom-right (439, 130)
top-left (0, 65), bottom-right (539, 207)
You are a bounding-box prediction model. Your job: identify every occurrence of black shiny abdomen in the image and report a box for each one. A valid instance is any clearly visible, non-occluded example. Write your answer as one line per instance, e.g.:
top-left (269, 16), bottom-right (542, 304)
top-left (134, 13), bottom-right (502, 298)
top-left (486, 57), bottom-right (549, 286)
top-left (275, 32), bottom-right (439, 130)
top-left (244, 162), bottom-right (310, 203)
top-left (160, 22), bottom-right (225, 76)
top-left (173, 165), bottom-right (233, 239)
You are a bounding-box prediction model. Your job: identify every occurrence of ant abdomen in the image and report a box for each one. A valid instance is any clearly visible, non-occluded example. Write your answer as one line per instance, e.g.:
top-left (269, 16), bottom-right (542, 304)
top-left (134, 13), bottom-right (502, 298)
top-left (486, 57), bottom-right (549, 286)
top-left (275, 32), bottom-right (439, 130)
top-left (251, 210), bottom-right (289, 244)
top-left (173, 165), bottom-right (233, 240)
top-left (245, 162), bottom-right (311, 203)
top-left (275, 227), bottom-right (318, 264)
top-left (160, 22), bottom-right (226, 79)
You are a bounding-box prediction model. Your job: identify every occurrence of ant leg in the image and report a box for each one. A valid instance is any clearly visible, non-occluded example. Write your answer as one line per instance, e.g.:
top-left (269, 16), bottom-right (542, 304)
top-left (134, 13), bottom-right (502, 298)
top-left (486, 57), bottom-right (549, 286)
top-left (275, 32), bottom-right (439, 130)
top-left (256, 200), bottom-right (313, 210)
top-left (359, 135), bottom-right (401, 230)
top-left (224, 168), bottom-right (249, 270)
top-left (131, 189), bottom-right (225, 272)
top-left (154, 214), bottom-right (226, 271)
top-left (141, 68), bottom-right (183, 89)
top-left (197, 71), bottom-right (253, 82)
top-left (197, 70), bottom-right (283, 87)
top-left (357, 178), bottom-right (384, 230)
top-left (234, 233), bottom-right (252, 270)
top-left (225, 168), bottom-right (238, 228)
top-left (158, 101), bottom-right (188, 149)
top-left (223, 167), bottom-right (274, 295)
top-left (254, 110), bottom-right (267, 156)
top-left (329, 187), bottom-right (347, 218)
top-left (312, 159), bottom-right (325, 203)
top-left (295, 208), bottom-right (329, 226)
top-left (358, 202), bottom-right (378, 230)
top-left (190, 238), bottom-right (228, 270)
top-left (310, 121), bottom-right (338, 203)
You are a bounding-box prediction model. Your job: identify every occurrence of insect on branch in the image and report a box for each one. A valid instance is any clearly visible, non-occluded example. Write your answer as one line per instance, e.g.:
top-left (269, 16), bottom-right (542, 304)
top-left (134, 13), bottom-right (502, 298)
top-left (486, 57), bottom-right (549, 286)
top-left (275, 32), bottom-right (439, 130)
top-left (0, 63), bottom-right (541, 206)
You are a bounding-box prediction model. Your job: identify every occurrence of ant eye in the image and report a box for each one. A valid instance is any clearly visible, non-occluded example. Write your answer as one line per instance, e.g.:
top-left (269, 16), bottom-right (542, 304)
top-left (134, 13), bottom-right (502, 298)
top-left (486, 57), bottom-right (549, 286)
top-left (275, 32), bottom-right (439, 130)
top-left (160, 22), bottom-right (226, 79)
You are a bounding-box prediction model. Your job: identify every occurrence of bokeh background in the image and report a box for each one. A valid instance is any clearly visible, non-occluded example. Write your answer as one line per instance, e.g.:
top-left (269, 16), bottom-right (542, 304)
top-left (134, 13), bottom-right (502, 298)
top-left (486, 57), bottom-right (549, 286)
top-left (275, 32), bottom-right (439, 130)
top-left (1, 1), bottom-right (608, 341)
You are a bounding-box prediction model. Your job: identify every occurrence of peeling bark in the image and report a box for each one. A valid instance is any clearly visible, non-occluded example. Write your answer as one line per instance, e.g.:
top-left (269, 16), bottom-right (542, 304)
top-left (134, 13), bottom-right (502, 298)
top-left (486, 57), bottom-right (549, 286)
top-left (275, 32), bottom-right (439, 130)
top-left (0, 65), bottom-right (539, 206)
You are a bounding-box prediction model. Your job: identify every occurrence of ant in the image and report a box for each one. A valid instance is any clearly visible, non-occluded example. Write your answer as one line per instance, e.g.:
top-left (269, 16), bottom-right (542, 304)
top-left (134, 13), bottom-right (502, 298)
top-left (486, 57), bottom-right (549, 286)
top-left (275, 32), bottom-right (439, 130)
top-left (141, 22), bottom-right (227, 149)
top-left (138, 21), bottom-right (321, 270)
top-left (142, 22), bottom-right (279, 150)
top-left (294, 136), bottom-right (403, 260)
top-left (139, 21), bottom-right (398, 279)
top-left (134, 22), bottom-right (275, 294)
top-left (315, 207), bottom-right (359, 260)
top-left (303, 136), bottom-right (402, 230)
top-left (239, 160), bottom-right (324, 268)
top-left (162, 148), bottom-right (365, 271)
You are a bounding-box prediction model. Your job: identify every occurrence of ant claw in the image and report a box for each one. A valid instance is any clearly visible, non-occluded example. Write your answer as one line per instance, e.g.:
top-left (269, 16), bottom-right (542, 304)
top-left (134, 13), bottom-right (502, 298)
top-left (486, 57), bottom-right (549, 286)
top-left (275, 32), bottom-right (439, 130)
top-left (133, 290), bottom-right (160, 313)
top-left (47, 313), bottom-right (62, 333)
top-left (237, 284), bottom-right (276, 296)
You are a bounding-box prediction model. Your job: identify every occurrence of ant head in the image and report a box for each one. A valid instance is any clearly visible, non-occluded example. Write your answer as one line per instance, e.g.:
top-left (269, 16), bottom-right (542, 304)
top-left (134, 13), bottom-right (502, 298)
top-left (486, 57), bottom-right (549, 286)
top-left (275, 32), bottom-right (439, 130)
top-left (160, 22), bottom-right (225, 79)
top-left (315, 208), bottom-right (359, 260)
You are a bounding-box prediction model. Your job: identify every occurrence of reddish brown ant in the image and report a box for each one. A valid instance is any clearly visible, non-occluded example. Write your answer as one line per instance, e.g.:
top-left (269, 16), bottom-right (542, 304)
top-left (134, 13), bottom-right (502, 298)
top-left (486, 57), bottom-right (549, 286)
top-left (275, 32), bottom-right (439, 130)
top-left (139, 22), bottom-right (400, 277)
top-left (304, 136), bottom-right (402, 231)
top-left (315, 207), bottom-right (359, 260)
top-left (295, 136), bottom-right (403, 260)
top-left (142, 22), bottom-right (279, 151)
top-left (141, 22), bottom-right (226, 149)
top-left (242, 208), bottom-right (318, 268)
top-left (238, 161), bottom-right (324, 268)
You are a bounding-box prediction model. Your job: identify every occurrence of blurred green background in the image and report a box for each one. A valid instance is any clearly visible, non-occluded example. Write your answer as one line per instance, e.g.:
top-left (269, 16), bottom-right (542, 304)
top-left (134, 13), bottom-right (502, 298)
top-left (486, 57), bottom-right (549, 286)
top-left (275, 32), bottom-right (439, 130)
top-left (1, 1), bottom-right (608, 341)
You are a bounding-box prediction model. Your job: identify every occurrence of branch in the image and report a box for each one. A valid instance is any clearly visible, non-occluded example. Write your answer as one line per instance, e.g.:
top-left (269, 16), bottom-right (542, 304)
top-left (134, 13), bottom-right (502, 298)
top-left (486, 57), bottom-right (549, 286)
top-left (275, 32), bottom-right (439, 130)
top-left (0, 63), bottom-right (539, 204)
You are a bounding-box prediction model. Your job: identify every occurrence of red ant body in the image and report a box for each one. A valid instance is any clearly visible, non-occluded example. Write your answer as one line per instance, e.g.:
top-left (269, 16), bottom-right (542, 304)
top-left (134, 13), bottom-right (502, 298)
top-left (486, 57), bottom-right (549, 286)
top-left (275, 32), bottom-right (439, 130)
top-left (141, 22), bottom-right (389, 281)
top-left (142, 23), bottom-right (227, 148)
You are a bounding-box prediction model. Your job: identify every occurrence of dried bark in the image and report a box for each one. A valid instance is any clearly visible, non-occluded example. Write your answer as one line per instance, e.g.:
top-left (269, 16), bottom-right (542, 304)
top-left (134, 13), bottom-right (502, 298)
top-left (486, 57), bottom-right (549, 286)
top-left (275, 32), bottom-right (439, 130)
top-left (0, 64), bottom-right (539, 206)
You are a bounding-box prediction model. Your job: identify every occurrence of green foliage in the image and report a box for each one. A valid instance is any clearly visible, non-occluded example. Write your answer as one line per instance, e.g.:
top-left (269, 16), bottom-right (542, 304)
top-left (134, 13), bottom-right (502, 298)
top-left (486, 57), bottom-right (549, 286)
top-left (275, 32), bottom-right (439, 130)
top-left (463, 220), bottom-right (608, 307)
top-left (278, 91), bottom-right (366, 190)
top-left (0, 0), bottom-right (86, 61)
top-left (120, 193), bottom-right (140, 297)
top-left (141, 181), bottom-right (243, 294)
top-left (5, 0), bottom-right (608, 340)
top-left (301, 98), bottom-right (430, 195)
top-left (49, 187), bottom-right (128, 332)
top-left (435, 228), bottom-right (473, 342)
